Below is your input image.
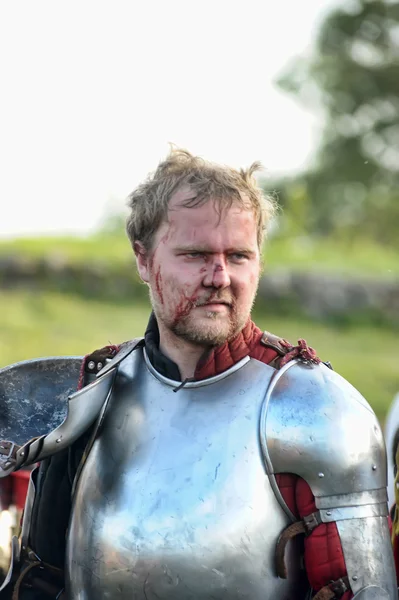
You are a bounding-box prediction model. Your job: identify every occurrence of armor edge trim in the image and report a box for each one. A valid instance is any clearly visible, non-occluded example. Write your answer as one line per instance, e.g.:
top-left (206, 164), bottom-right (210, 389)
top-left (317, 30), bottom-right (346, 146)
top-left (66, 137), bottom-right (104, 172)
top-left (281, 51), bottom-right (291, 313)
top-left (143, 348), bottom-right (251, 388)
top-left (15, 368), bottom-right (117, 467)
top-left (260, 359), bottom-right (300, 522)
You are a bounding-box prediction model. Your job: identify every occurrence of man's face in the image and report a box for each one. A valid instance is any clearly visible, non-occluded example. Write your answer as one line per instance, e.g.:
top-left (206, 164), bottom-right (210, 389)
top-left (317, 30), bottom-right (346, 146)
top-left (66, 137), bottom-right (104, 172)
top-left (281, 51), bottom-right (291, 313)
top-left (136, 188), bottom-right (261, 347)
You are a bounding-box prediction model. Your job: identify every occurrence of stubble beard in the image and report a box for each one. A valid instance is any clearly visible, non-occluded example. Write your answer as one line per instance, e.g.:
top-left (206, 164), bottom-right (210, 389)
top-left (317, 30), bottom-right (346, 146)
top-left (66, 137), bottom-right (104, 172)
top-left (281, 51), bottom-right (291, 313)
top-left (150, 287), bottom-right (256, 348)
top-left (172, 304), bottom-right (243, 346)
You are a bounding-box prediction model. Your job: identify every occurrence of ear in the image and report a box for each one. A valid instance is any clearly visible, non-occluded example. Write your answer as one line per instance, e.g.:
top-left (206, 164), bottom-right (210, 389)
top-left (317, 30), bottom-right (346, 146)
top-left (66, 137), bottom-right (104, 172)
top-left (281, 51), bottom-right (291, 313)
top-left (134, 241), bottom-right (150, 283)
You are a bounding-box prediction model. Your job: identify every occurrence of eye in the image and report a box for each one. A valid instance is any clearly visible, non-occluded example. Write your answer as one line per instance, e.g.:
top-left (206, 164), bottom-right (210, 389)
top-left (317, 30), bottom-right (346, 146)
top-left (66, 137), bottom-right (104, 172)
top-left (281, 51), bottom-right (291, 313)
top-left (229, 253), bottom-right (248, 262)
top-left (186, 252), bottom-right (205, 259)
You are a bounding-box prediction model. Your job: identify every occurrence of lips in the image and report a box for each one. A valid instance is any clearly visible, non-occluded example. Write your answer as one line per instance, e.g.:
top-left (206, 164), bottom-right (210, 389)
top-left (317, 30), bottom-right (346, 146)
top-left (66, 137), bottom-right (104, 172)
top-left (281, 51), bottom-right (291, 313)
top-left (197, 301), bottom-right (231, 308)
top-left (205, 303), bottom-right (228, 306)
top-left (195, 297), bottom-right (232, 306)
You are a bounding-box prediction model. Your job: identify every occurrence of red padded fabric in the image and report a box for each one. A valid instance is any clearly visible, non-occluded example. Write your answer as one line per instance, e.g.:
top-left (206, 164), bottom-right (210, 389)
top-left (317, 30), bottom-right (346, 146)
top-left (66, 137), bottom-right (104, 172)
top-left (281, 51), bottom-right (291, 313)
top-left (276, 474), bottom-right (352, 597)
top-left (297, 477), bottom-right (352, 598)
top-left (195, 320), bottom-right (278, 379)
top-left (276, 473), bottom-right (353, 600)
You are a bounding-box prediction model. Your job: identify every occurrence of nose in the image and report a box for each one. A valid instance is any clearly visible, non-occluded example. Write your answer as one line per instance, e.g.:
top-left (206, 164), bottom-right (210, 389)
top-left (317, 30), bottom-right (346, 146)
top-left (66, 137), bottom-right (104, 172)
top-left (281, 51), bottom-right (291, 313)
top-left (202, 257), bottom-right (231, 289)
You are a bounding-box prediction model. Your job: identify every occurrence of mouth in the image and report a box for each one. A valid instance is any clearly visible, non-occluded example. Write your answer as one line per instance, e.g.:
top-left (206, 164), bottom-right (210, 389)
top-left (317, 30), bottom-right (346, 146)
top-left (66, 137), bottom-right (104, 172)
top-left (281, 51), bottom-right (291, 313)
top-left (204, 301), bottom-right (229, 305)
top-left (197, 301), bottom-right (231, 311)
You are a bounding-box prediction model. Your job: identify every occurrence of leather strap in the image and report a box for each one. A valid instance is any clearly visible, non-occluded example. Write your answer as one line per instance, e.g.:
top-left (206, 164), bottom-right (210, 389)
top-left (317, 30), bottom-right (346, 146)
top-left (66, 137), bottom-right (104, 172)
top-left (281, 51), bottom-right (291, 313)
top-left (276, 520), bottom-right (306, 578)
top-left (276, 511), bottom-right (322, 578)
top-left (261, 331), bottom-right (321, 369)
top-left (12, 553), bottom-right (64, 600)
top-left (313, 576), bottom-right (351, 600)
top-left (260, 331), bottom-right (292, 356)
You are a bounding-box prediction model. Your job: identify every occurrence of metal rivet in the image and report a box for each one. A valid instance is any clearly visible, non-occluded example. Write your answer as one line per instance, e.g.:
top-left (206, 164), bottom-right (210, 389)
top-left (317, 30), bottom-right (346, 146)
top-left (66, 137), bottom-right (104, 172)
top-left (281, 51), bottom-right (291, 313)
top-left (97, 362), bottom-right (103, 371)
top-left (352, 575), bottom-right (358, 582)
top-left (88, 361), bottom-right (95, 370)
top-left (20, 451), bottom-right (25, 457)
top-left (318, 472), bottom-right (324, 478)
top-left (372, 465), bottom-right (377, 471)
top-left (56, 437), bottom-right (62, 444)
top-left (326, 510), bottom-right (332, 516)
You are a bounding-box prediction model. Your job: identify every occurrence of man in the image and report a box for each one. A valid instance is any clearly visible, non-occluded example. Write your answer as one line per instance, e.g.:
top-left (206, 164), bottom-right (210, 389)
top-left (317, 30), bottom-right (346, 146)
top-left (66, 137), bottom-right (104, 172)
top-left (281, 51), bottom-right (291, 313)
top-left (0, 149), bottom-right (396, 599)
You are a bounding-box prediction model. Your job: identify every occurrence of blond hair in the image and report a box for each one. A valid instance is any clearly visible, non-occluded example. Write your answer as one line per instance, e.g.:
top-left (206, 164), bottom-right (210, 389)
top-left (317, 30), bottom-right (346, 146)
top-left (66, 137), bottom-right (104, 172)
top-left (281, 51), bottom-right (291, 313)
top-left (126, 147), bottom-right (277, 250)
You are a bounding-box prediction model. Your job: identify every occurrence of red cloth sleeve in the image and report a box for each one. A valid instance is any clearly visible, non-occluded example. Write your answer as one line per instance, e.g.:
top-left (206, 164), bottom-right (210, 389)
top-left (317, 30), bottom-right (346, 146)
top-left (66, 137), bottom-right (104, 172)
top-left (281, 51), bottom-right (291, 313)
top-left (276, 473), bottom-right (352, 599)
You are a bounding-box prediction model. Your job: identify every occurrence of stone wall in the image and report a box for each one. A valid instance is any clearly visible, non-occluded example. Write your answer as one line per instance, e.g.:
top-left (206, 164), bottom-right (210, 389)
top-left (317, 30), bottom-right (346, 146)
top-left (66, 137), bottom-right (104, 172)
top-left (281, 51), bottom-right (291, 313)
top-left (258, 271), bottom-right (399, 326)
top-left (1, 255), bottom-right (398, 326)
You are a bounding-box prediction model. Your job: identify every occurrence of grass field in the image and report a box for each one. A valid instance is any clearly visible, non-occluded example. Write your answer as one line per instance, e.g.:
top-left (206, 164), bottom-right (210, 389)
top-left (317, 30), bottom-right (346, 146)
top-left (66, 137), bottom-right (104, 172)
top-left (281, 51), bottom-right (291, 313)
top-left (1, 290), bottom-right (397, 422)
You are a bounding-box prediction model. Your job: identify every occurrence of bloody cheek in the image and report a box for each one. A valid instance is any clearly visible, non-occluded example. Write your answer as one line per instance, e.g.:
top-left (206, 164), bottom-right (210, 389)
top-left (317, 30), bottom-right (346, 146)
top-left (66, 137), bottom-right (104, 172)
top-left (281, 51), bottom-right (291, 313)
top-left (171, 291), bottom-right (198, 328)
top-left (155, 267), bottom-right (164, 305)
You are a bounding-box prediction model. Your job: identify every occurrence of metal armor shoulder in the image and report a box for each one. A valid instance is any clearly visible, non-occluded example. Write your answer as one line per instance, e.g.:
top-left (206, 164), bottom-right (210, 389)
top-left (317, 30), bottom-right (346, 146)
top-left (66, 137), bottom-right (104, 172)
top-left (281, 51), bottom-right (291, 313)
top-left (0, 356), bottom-right (115, 476)
top-left (261, 360), bottom-right (386, 501)
top-left (261, 360), bottom-right (397, 599)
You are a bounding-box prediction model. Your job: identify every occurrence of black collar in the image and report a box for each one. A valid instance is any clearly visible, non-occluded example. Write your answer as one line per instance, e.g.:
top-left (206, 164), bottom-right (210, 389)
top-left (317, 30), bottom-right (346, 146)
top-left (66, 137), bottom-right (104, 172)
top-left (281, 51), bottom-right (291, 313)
top-left (144, 312), bottom-right (182, 381)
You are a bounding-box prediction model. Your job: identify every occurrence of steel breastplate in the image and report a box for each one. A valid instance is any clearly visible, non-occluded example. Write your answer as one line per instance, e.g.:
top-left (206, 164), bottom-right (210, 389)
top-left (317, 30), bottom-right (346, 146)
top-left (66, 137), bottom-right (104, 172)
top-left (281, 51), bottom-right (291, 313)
top-left (66, 349), bottom-right (307, 600)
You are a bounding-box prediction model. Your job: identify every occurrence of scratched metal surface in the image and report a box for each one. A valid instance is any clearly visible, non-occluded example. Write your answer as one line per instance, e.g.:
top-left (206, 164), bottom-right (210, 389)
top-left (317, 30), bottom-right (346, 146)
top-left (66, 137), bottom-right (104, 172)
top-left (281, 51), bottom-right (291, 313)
top-left (66, 350), bottom-right (307, 600)
top-left (0, 357), bottom-right (82, 445)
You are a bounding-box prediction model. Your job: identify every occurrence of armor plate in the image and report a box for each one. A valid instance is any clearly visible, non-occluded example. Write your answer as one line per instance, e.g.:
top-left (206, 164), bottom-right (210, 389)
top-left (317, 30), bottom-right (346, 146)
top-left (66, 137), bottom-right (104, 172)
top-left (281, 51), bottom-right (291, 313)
top-left (66, 350), bottom-right (307, 600)
top-left (262, 360), bottom-right (387, 499)
top-left (262, 360), bottom-right (397, 599)
top-left (0, 356), bottom-right (115, 474)
top-left (0, 356), bottom-right (82, 447)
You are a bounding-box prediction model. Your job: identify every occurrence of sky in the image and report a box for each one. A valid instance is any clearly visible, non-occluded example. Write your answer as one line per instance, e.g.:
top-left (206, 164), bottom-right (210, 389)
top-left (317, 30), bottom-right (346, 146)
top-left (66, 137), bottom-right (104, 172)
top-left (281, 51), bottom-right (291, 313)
top-left (0, 0), bottom-right (340, 238)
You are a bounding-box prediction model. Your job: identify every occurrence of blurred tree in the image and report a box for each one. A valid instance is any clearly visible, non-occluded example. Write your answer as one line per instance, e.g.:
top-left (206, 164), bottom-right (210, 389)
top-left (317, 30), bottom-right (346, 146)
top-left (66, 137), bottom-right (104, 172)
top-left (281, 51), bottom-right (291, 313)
top-left (98, 211), bottom-right (126, 238)
top-left (274, 0), bottom-right (399, 245)
top-left (95, 199), bottom-right (128, 239)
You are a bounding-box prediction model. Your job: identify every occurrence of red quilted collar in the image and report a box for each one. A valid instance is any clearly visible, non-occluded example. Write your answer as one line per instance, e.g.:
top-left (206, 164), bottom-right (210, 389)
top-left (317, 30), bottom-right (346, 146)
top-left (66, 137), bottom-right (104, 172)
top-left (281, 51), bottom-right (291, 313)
top-left (194, 320), bottom-right (264, 380)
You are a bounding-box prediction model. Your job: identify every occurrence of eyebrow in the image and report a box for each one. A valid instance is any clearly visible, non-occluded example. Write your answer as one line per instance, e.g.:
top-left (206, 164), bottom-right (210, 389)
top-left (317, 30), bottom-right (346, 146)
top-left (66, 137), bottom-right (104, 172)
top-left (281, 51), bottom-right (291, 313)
top-left (174, 246), bottom-right (257, 256)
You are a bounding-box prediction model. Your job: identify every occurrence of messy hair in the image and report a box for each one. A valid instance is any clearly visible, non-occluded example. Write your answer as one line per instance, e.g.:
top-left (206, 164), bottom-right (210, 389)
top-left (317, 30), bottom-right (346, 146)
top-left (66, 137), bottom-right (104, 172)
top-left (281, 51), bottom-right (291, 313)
top-left (126, 147), bottom-right (277, 251)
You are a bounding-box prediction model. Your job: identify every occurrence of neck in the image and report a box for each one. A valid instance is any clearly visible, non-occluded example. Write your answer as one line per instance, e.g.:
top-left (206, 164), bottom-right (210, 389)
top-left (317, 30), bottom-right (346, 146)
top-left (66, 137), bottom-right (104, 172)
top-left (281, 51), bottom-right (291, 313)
top-left (157, 323), bottom-right (208, 381)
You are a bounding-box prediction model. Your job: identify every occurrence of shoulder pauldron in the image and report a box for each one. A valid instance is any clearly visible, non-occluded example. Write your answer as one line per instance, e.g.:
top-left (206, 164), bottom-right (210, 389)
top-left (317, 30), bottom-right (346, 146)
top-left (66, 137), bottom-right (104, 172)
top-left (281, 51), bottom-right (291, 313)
top-left (261, 360), bottom-right (386, 503)
top-left (261, 360), bottom-right (396, 598)
top-left (0, 356), bottom-right (115, 476)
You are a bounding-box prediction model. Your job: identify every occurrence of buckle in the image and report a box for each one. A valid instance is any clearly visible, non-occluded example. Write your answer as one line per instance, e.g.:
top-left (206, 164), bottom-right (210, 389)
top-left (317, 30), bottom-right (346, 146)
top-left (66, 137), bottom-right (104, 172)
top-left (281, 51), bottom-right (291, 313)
top-left (329, 576), bottom-right (349, 598)
top-left (303, 511), bottom-right (322, 533)
top-left (0, 441), bottom-right (18, 473)
top-left (0, 441), bottom-right (16, 459)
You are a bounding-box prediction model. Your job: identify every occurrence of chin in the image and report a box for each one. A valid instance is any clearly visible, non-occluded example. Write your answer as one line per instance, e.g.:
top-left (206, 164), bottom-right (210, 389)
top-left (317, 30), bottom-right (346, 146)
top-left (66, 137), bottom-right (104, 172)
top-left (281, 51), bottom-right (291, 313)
top-left (179, 321), bottom-right (235, 347)
top-left (171, 310), bottom-right (248, 347)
